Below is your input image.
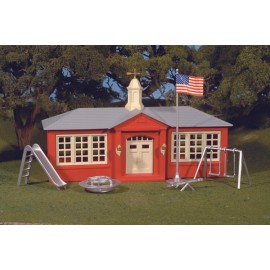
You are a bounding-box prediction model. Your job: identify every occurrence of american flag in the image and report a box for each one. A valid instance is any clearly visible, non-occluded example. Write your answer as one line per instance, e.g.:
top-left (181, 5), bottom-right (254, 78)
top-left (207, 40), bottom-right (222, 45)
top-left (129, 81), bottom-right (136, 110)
top-left (176, 73), bottom-right (204, 96)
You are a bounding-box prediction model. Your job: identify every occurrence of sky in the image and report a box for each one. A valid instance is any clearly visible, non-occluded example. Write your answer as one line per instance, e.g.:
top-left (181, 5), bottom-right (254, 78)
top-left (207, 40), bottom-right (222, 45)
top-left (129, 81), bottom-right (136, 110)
top-left (1, 1), bottom-right (269, 270)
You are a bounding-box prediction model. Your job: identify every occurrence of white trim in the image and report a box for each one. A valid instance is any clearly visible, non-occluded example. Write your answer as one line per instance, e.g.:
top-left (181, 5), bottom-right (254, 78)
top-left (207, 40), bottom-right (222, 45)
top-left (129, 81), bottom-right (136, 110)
top-left (171, 131), bottom-right (221, 162)
top-left (56, 134), bottom-right (107, 165)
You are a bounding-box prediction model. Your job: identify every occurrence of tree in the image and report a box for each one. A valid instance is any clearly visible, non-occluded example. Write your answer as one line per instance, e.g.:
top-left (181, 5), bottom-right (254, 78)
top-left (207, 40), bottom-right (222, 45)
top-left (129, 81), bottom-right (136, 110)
top-left (104, 45), bottom-right (196, 105)
top-left (194, 45), bottom-right (270, 127)
top-left (0, 45), bottom-right (204, 151)
top-left (0, 45), bottom-right (110, 150)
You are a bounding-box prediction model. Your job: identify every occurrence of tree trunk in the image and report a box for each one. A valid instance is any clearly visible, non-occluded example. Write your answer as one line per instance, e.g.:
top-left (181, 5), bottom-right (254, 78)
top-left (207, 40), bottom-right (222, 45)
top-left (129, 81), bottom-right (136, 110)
top-left (15, 124), bottom-right (33, 151)
top-left (13, 104), bottom-right (41, 151)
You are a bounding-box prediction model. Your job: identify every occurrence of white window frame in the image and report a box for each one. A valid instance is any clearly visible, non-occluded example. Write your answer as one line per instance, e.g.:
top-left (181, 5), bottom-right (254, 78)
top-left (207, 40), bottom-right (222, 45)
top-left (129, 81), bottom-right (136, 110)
top-left (171, 131), bottom-right (221, 162)
top-left (56, 134), bottom-right (107, 165)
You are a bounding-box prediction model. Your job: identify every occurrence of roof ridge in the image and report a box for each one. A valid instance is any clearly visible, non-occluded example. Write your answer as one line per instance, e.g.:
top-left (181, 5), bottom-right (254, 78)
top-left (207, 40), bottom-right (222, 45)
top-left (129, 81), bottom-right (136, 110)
top-left (42, 105), bottom-right (232, 131)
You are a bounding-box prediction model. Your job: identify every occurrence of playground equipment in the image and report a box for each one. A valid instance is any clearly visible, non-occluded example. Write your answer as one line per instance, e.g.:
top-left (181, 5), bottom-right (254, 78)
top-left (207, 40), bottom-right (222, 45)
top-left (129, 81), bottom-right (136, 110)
top-left (166, 178), bottom-right (204, 191)
top-left (79, 176), bottom-right (120, 193)
top-left (167, 146), bottom-right (251, 191)
top-left (17, 144), bottom-right (67, 189)
top-left (194, 146), bottom-right (251, 189)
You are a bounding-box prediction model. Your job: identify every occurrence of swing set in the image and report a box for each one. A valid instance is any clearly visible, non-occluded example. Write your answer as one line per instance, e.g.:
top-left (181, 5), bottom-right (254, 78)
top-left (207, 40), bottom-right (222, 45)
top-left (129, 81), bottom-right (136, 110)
top-left (194, 146), bottom-right (252, 189)
top-left (167, 146), bottom-right (251, 191)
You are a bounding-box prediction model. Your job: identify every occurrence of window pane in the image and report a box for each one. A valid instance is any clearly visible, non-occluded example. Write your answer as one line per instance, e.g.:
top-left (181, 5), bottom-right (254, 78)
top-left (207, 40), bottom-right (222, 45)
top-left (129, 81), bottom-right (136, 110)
top-left (59, 144), bottom-right (64, 149)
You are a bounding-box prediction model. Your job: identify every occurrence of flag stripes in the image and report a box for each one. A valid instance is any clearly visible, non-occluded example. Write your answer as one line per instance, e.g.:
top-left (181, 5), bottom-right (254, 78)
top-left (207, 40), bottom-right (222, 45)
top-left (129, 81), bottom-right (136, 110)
top-left (176, 73), bottom-right (204, 96)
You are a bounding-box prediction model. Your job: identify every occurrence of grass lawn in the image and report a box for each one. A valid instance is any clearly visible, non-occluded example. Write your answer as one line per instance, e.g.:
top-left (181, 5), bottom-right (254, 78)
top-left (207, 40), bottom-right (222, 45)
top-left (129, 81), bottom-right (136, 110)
top-left (1, 120), bottom-right (270, 225)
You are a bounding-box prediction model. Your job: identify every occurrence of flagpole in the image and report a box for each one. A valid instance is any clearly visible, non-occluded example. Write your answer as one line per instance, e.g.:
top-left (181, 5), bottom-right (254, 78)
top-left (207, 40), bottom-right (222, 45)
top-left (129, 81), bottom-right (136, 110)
top-left (174, 69), bottom-right (181, 184)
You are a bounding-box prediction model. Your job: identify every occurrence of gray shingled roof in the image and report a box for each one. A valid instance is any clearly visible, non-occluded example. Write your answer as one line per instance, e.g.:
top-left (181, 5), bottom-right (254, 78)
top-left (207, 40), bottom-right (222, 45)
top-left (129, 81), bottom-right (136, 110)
top-left (42, 106), bottom-right (232, 131)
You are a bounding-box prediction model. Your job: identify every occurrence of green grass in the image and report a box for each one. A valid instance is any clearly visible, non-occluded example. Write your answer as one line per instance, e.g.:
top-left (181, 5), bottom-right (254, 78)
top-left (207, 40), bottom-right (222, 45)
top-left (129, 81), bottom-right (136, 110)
top-left (1, 120), bottom-right (270, 224)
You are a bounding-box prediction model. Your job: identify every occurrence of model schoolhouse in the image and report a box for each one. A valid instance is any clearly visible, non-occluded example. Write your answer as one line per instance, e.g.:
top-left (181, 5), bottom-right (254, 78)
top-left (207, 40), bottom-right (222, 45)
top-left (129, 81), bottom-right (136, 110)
top-left (42, 75), bottom-right (232, 182)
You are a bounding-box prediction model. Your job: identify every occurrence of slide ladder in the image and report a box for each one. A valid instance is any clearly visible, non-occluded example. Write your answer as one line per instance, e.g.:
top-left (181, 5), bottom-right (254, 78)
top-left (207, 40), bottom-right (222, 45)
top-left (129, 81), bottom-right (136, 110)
top-left (18, 144), bottom-right (67, 189)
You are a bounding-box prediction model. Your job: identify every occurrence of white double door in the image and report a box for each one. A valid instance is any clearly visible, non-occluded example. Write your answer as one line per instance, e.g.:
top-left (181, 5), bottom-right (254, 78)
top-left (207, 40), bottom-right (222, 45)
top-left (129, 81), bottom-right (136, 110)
top-left (126, 136), bottom-right (153, 174)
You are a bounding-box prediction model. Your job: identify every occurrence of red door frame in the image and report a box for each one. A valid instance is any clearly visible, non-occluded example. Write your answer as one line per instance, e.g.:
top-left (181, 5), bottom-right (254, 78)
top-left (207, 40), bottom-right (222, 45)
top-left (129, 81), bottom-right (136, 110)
top-left (113, 113), bottom-right (168, 182)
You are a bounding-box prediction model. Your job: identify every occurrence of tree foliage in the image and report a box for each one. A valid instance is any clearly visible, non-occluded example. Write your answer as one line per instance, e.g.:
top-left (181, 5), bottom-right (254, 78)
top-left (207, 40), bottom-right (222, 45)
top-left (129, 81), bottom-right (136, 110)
top-left (195, 45), bottom-right (270, 127)
top-left (1, 45), bottom-right (270, 150)
top-left (105, 45), bottom-right (195, 105)
top-left (0, 45), bottom-right (111, 149)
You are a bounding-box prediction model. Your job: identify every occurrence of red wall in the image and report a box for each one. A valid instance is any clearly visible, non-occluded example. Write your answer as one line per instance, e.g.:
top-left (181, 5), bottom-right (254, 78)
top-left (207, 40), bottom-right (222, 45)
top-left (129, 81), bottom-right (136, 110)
top-left (47, 129), bottom-right (113, 182)
top-left (46, 114), bottom-right (229, 182)
top-left (166, 127), bottom-right (229, 179)
top-left (110, 113), bottom-right (168, 182)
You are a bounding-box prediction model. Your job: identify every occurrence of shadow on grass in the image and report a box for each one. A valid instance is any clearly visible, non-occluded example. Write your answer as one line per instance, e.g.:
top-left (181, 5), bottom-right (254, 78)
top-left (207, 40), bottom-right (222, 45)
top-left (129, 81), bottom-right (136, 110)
top-left (19, 179), bottom-right (64, 191)
top-left (28, 180), bottom-right (50, 185)
top-left (68, 182), bottom-right (130, 194)
top-left (0, 145), bottom-right (22, 162)
top-left (88, 185), bottom-right (129, 194)
top-left (165, 182), bottom-right (217, 192)
top-left (113, 185), bottom-right (129, 193)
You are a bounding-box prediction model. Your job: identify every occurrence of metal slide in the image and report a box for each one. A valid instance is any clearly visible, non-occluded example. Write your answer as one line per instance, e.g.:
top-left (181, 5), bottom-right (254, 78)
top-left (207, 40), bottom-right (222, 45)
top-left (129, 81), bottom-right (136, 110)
top-left (18, 144), bottom-right (67, 189)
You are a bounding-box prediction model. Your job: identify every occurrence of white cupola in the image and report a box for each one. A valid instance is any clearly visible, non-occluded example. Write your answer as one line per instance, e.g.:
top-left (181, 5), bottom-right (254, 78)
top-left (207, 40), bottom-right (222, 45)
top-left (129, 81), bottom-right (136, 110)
top-left (125, 71), bottom-right (144, 111)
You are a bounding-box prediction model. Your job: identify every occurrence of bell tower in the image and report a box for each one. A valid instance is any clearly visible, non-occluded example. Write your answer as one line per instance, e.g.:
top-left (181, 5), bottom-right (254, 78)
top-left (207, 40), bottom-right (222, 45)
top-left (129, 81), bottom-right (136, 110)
top-left (125, 69), bottom-right (144, 111)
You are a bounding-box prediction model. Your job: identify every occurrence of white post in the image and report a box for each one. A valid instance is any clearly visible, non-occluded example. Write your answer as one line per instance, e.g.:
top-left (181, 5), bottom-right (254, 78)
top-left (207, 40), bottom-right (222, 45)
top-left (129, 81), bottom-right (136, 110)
top-left (174, 69), bottom-right (180, 183)
top-left (237, 150), bottom-right (243, 189)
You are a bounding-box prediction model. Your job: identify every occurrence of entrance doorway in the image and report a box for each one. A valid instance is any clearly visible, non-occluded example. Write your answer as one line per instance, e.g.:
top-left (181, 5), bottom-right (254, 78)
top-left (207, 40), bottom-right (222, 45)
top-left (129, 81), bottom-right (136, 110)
top-left (126, 136), bottom-right (153, 174)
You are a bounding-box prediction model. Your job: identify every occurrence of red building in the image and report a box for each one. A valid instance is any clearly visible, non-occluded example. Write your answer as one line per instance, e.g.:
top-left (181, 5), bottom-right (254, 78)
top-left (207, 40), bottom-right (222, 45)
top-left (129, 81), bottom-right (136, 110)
top-left (42, 77), bottom-right (232, 182)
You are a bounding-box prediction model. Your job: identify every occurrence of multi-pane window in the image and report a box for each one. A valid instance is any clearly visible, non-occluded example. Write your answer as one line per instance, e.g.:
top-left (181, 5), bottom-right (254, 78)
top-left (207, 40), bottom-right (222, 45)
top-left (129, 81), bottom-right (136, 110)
top-left (172, 132), bottom-right (220, 162)
top-left (58, 137), bottom-right (72, 164)
top-left (75, 136), bottom-right (89, 163)
top-left (92, 136), bottom-right (106, 163)
top-left (57, 134), bottom-right (107, 165)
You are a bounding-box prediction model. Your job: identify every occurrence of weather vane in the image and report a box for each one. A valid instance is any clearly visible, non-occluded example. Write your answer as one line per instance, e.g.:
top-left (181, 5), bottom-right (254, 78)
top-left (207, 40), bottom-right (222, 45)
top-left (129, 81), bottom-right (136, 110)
top-left (126, 68), bottom-right (141, 79)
